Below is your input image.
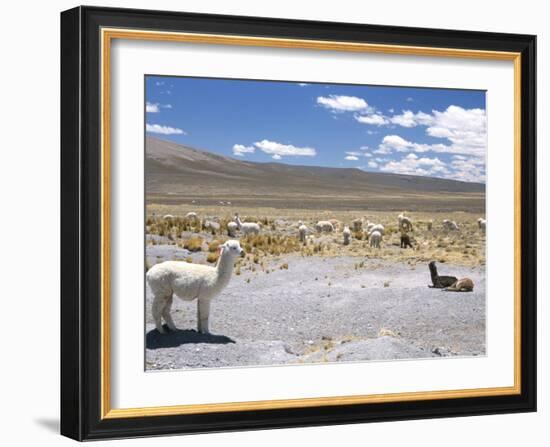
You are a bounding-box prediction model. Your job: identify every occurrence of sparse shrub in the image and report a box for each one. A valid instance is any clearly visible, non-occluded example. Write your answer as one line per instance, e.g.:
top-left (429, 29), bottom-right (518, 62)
top-left (183, 236), bottom-right (203, 252)
top-left (206, 252), bottom-right (219, 263)
top-left (208, 240), bottom-right (222, 253)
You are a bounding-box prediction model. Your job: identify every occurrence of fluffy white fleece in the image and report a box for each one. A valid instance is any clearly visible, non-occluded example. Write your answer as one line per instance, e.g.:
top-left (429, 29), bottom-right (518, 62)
top-left (369, 223), bottom-right (385, 236)
top-left (227, 221), bottom-right (238, 237)
top-left (298, 222), bottom-right (308, 242)
top-left (370, 230), bottom-right (382, 248)
top-left (146, 240), bottom-right (244, 334)
top-left (234, 213), bottom-right (260, 235)
top-left (314, 221), bottom-right (334, 233)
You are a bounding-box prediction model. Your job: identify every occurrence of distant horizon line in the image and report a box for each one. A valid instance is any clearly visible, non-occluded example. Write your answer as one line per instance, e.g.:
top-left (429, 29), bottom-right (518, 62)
top-left (146, 135), bottom-right (486, 186)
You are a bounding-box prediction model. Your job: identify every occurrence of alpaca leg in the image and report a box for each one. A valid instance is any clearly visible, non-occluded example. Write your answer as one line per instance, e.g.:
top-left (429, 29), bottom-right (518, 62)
top-left (161, 296), bottom-right (177, 331)
top-left (197, 298), bottom-right (212, 334)
top-left (152, 295), bottom-right (168, 334)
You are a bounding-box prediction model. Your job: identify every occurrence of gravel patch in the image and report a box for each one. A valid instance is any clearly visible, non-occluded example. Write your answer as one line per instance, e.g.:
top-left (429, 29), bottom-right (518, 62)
top-left (145, 252), bottom-right (485, 370)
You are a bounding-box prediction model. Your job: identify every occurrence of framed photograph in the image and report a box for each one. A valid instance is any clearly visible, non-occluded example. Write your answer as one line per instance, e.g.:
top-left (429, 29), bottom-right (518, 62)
top-left (60, 6), bottom-right (536, 441)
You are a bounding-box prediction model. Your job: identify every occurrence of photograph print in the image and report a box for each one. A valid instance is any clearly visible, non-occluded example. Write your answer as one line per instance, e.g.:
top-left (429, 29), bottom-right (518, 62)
top-left (144, 76), bottom-right (487, 371)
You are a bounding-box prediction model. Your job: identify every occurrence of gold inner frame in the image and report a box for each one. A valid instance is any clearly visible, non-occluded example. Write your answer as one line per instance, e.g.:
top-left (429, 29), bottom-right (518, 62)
top-left (100, 28), bottom-right (522, 419)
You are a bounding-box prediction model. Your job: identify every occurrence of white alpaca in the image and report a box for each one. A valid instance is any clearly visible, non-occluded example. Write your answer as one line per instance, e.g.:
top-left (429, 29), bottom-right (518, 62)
top-left (163, 214), bottom-right (175, 221)
top-left (146, 240), bottom-right (244, 334)
top-left (478, 218), bottom-right (486, 233)
top-left (343, 226), bottom-right (351, 245)
top-left (365, 221), bottom-right (375, 233)
top-left (314, 221), bottom-right (334, 233)
top-left (185, 211), bottom-right (198, 221)
top-left (227, 221), bottom-right (238, 237)
top-left (298, 221), bottom-right (308, 243)
top-left (370, 230), bottom-right (382, 248)
top-left (329, 219), bottom-right (341, 231)
top-left (427, 219), bottom-right (433, 231)
top-left (204, 220), bottom-right (221, 232)
top-left (234, 213), bottom-right (261, 235)
top-left (443, 219), bottom-right (459, 231)
top-left (398, 213), bottom-right (413, 231)
top-left (369, 223), bottom-right (385, 236)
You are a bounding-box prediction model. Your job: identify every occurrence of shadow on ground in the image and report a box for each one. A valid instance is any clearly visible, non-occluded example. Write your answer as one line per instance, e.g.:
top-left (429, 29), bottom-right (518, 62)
top-left (146, 326), bottom-right (235, 349)
top-left (34, 418), bottom-right (59, 433)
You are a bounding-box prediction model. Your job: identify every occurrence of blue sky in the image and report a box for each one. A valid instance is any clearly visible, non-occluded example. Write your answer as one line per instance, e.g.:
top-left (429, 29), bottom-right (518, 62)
top-left (146, 76), bottom-right (486, 183)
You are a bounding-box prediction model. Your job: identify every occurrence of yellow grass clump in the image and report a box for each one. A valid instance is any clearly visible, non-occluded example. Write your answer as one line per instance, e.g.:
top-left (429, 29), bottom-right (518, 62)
top-left (183, 236), bottom-right (203, 252)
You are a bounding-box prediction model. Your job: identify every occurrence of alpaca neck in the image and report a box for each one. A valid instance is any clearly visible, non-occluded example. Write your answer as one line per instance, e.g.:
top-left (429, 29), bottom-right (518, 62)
top-left (429, 264), bottom-right (438, 283)
top-left (216, 253), bottom-right (236, 277)
top-left (235, 216), bottom-right (243, 228)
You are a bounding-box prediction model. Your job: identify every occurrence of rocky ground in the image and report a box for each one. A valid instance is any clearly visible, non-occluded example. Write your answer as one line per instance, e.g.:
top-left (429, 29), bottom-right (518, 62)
top-left (145, 245), bottom-right (486, 371)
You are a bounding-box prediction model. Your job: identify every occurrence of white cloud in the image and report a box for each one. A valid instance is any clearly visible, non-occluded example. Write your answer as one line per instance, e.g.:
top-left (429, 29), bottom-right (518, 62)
top-left (317, 95), bottom-right (368, 112)
top-left (383, 106), bottom-right (487, 157)
top-left (146, 102), bottom-right (173, 113)
top-left (380, 154), bottom-right (450, 177)
top-left (366, 130), bottom-right (378, 135)
top-left (368, 161), bottom-right (378, 168)
top-left (345, 151), bottom-right (362, 156)
top-left (406, 97), bottom-right (414, 102)
top-left (355, 113), bottom-right (389, 126)
top-left (345, 155), bottom-right (359, 161)
top-left (272, 154), bottom-right (282, 160)
top-left (232, 144), bottom-right (255, 157)
top-left (376, 135), bottom-right (436, 154)
top-left (425, 106), bottom-right (487, 156)
top-left (146, 102), bottom-right (160, 113)
top-left (298, 83), bottom-right (309, 87)
top-left (448, 155), bottom-right (486, 182)
top-left (254, 139), bottom-right (317, 158)
top-left (146, 123), bottom-right (185, 135)
top-left (390, 110), bottom-right (434, 127)
top-left (388, 108), bottom-right (395, 113)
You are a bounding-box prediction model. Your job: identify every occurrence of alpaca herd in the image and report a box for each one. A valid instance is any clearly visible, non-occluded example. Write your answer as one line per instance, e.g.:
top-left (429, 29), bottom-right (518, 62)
top-left (157, 210), bottom-right (486, 250)
top-left (148, 210), bottom-right (484, 334)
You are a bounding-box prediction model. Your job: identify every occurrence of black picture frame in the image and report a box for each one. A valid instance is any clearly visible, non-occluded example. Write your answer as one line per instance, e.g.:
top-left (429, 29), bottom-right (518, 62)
top-left (61, 5), bottom-right (536, 441)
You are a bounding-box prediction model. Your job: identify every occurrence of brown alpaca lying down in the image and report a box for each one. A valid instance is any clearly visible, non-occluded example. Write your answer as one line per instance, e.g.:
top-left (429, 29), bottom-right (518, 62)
top-left (428, 261), bottom-right (474, 292)
top-left (428, 261), bottom-right (457, 288)
top-left (443, 277), bottom-right (474, 292)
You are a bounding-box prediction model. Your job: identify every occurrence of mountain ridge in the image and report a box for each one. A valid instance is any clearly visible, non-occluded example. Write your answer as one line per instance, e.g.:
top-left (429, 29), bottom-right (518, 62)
top-left (145, 136), bottom-right (484, 211)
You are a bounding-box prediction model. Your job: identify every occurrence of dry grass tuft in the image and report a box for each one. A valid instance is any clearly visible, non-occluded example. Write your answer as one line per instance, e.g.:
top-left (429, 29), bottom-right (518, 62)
top-left (183, 236), bottom-right (203, 252)
top-left (206, 252), bottom-right (219, 264)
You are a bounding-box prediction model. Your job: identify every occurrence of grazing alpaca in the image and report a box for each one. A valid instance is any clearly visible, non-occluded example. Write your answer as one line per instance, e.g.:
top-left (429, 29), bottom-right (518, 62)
top-left (443, 278), bottom-right (474, 292)
top-left (442, 219), bottom-right (459, 231)
top-left (226, 221), bottom-right (238, 237)
top-left (428, 261), bottom-right (458, 288)
top-left (234, 213), bottom-right (261, 235)
top-left (343, 226), bottom-right (351, 245)
top-left (400, 233), bottom-right (413, 249)
top-left (314, 220), bottom-right (334, 233)
top-left (147, 240), bottom-right (245, 334)
top-left (370, 230), bottom-right (382, 248)
top-left (398, 213), bottom-right (413, 231)
top-left (298, 221), bottom-right (308, 243)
